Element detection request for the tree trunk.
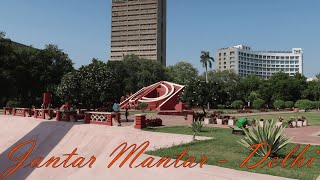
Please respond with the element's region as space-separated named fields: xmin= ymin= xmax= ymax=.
xmin=202 ymin=106 xmax=206 ymax=115
xmin=205 ymin=67 xmax=210 ymax=111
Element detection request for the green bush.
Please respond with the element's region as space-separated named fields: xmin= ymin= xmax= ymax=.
xmin=273 ymin=100 xmax=285 ymax=109
xmin=313 ymin=101 xmax=320 ymax=109
xmin=6 ymin=100 xmax=21 ymax=108
xmin=252 ymin=99 xmax=265 ymax=109
xmin=295 ymin=99 xmax=314 ymax=110
xmin=238 ymin=120 xmax=292 ymax=157
xmin=138 ymin=103 xmax=148 ymax=111
xmin=284 ymin=101 xmax=294 ymax=108
xmin=231 ymin=100 xmax=244 ymax=109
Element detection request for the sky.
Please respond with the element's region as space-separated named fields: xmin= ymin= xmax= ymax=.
xmin=1 ymin=0 xmax=320 ymax=77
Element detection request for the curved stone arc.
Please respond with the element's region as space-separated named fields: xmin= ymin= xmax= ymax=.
xmin=141 ymin=84 xmax=169 ymax=100
xmin=138 ymin=82 xmax=175 ymax=103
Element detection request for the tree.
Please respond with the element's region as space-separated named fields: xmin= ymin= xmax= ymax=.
xmin=239 ymin=74 xmax=262 ymax=103
xmin=56 ymin=59 xmax=121 ymax=109
xmin=55 ymin=71 xmax=81 ymax=104
xmin=180 ymin=78 xmax=224 ymax=114
xmin=166 ymin=62 xmax=198 ymax=85
xmin=0 ymin=31 xmax=5 ymax=39
xmin=284 ymin=101 xmax=294 ymax=108
xmin=231 ymin=100 xmax=244 ymax=109
xmin=295 ymin=99 xmax=314 ymax=111
xmin=120 ymin=54 xmax=167 ymax=93
xmin=200 ymin=51 xmax=214 ymax=83
xmin=302 ymin=81 xmax=320 ymax=101
xmin=258 ymin=72 xmax=306 ymax=104
xmin=273 ymin=100 xmax=285 ymax=109
xmin=252 ymin=99 xmax=265 ymax=109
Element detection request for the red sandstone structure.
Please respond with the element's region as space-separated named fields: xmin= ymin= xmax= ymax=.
xmin=120 ymin=81 xmax=185 ymax=112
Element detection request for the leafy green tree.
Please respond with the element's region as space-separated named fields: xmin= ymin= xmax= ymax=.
xmin=120 ymin=54 xmax=167 ymax=93
xmin=295 ymin=99 xmax=315 ymax=111
xmin=55 ymin=71 xmax=81 ymax=104
xmin=180 ymin=78 xmax=224 ymax=114
xmin=56 ymin=59 xmax=121 ymax=108
xmin=284 ymin=101 xmax=294 ymax=108
xmin=239 ymin=75 xmax=262 ymax=103
xmin=252 ymin=98 xmax=265 ymax=109
xmin=273 ymin=100 xmax=285 ymax=109
xmin=258 ymin=72 xmax=306 ymax=104
xmin=200 ymin=51 xmax=214 ymax=82
xmin=166 ymin=62 xmax=198 ymax=85
xmin=0 ymin=31 xmax=5 ymax=39
xmin=231 ymin=100 xmax=244 ymax=109
xmin=302 ymin=81 xmax=320 ymax=101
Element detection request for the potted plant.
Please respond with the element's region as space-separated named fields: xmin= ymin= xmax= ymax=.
xmin=277 ymin=116 xmax=284 ymax=126
xmin=204 ymin=114 xmax=213 ymax=124
xmin=259 ymin=118 xmax=264 ymax=127
xmin=228 ymin=116 xmax=236 ymax=126
xmin=297 ymin=116 xmax=307 ymax=127
xmin=288 ymin=117 xmax=297 ymax=128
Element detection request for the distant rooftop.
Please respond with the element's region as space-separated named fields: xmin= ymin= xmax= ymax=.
xmin=218 ymin=44 xmax=301 ymax=54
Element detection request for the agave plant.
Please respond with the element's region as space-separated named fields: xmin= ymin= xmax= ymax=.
xmin=238 ymin=119 xmax=292 ymax=157
xmin=189 ymin=121 xmax=204 ymax=141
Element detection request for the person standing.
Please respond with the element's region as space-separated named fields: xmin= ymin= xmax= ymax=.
xmin=112 ymin=101 xmax=121 ymax=126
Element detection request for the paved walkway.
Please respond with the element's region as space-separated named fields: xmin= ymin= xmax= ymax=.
xmin=0 ymin=115 xmax=291 ymax=180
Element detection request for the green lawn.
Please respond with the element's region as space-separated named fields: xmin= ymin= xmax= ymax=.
xmin=236 ymin=111 xmax=320 ymax=126
xmin=144 ymin=126 xmax=320 ymax=180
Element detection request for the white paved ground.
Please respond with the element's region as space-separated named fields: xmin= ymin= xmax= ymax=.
xmin=0 ymin=115 xmax=291 ymax=180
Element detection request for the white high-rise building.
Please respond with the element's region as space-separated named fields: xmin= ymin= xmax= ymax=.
xmin=216 ymin=45 xmax=303 ymax=78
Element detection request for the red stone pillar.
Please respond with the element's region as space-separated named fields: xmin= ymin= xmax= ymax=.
xmin=65 ymin=112 xmax=70 ymax=122
xmin=106 ymin=113 xmax=113 ymax=126
xmin=56 ymin=111 xmax=61 ymax=121
xmin=134 ymin=114 xmax=146 ymax=129
xmin=34 ymin=109 xmax=38 ymax=118
xmin=84 ymin=113 xmax=91 ymax=124
xmin=41 ymin=110 xmax=45 ymax=119
xmin=23 ymin=109 xmax=26 ymax=117
xmin=3 ymin=108 xmax=6 ymax=115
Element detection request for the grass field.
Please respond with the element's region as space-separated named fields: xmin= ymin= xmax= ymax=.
xmin=145 ymin=126 xmax=320 ymax=180
xmin=235 ymin=111 xmax=320 ymax=126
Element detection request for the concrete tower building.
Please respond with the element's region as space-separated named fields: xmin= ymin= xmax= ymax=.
xmin=110 ymin=0 xmax=166 ymax=66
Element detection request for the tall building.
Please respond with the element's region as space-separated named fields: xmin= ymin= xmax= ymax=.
xmin=110 ymin=0 xmax=166 ymax=66
xmin=216 ymin=45 xmax=303 ymax=78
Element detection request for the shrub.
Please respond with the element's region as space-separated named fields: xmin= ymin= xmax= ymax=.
xmin=273 ymin=100 xmax=285 ymax=109
xmin=284 ymin=101 xmax=294 ymax=108
xmin=313 ymin=101 xmax=320 ymax=109
xmin=138 ymin=103 xmax=148 ymax=111
xmin=145 ymin=118 xmax=162 ymax=127
xmin=295 ymin=99 xmax=314 ymax=110
xmin=231 ymin=100 xmax=244 ymax=109
xmin=238 ymin=120 xmax=292 ymax=157
xmin=252 ymin=99 xmax=265 ymax=109
xmin=6 ymin=100 xmax=21 ymax=108
xmin=189 ymin=121 xmax=204 ymax=141
xmin=217 ymin=104 xmax=225 ymax=109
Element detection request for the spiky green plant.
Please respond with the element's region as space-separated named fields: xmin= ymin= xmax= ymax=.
xmin=238 ymin=119 xmax=292 ymax=157
xmin=189 ymin=121 xmax=204 ymax=141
